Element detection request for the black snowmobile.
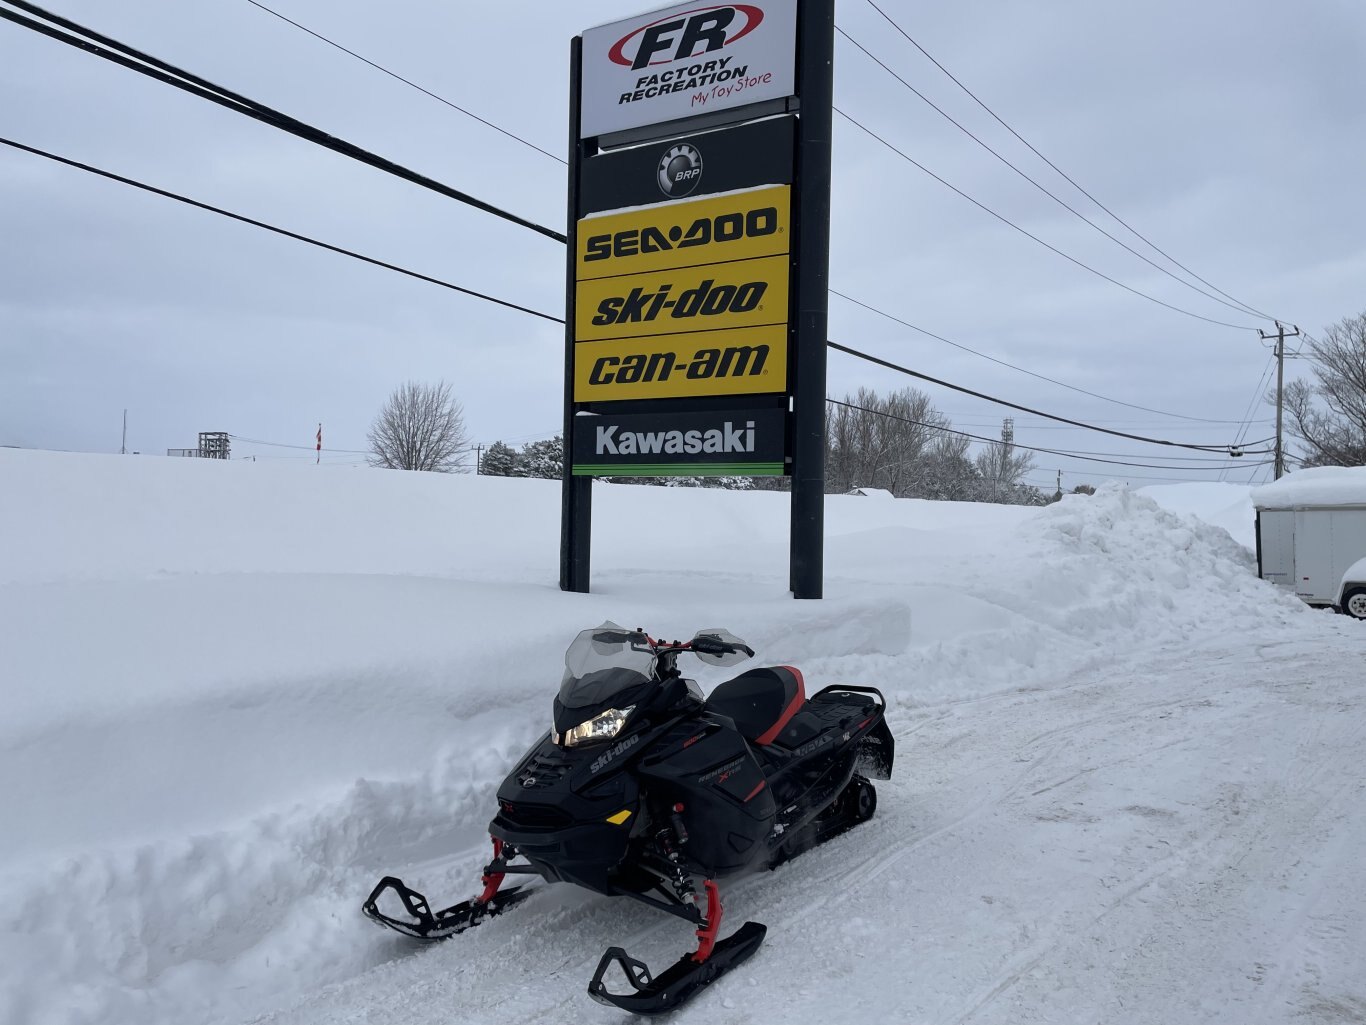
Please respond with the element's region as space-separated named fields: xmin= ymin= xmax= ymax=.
xmin=363 ymin=623 xmax=894 ymax=1014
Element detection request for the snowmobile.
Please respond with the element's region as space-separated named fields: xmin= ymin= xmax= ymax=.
xmin=362 ymin=623 xmax=894 ymax=1014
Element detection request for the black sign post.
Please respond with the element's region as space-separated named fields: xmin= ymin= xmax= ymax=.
xmin=561 ymin=0 xmax=832 ymax=598
xmin=561 ymin=36 xmax=591 ymax=593
xmin=789 ymin=0 xmax=833 ymax=599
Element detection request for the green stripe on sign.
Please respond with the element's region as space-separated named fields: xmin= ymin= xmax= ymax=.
xmin=572 ymin=463 xmax=786 ymax=477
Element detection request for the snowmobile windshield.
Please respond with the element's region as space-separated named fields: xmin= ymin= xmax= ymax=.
xmin=559 ymin=623 xmax=657 ymax=710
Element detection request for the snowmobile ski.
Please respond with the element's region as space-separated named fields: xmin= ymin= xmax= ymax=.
xmin=361 ymin=875 xmax=533 ymax=940
xmin=588 ymin=921 xmax=767 ymax=1014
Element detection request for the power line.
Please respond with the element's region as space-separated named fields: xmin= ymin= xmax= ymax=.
xmin=827 ymin=398 xmax=1266 ymax=470
xmin=831 ymin=288 xmax=1249 ymax=423
xmin=0 ymin=0 xmax=566 ymax=242
xmin=1055 ymin=464 xmax=1273 ymax=484
xmin=1220 ymin=354 xmax=1277 ymax=481
xmin=827 ymin=340 xmax=1245 ymax=453
xmin=945 ymin=416 xmax=1272 ymax=430
xmin=228 ymin=433 xmax=370 ymax=454
xmin=242 ymin=0 xmax=565 ymax=166
xmin=861 ymin=0 xmax=1283 ymax=324
xmin=0 ymin=136 xmax=564 ymax=324
xmin=835 ymin=27 xmax=1270 ymax=324
xmin=832 ymin=106 xmax=1257 ymax=332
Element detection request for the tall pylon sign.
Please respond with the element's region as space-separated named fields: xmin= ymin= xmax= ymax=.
xmin=561 ymin=0 xmax=833 ymax=598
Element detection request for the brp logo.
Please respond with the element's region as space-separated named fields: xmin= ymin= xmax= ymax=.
xmin=658 ymin=143 xmax=703 ymax=197
xmin=609 ymin=5 xmax=765 ymax=70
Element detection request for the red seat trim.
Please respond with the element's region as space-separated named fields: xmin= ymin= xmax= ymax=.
xmin=754 ymin=666 xmax=805 ymax=746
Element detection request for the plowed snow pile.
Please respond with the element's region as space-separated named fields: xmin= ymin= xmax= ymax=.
xmin=1 ymin=449 xmax=1361 ymax=1025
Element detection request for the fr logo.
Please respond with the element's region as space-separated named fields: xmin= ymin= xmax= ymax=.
xmin=658 ymin=143 xmax=703 ymax=197
xmin=609 ymin=5 xmax=765 ymax=70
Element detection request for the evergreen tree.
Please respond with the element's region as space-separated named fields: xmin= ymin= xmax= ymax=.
xmin=518 ymin=436 xmax=564 ymax=479
xmin=480 ymin=441 xmax=517 ymax=476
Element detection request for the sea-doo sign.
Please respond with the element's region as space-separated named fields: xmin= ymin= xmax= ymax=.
xmin=580 ymin=1 xmax=797 ymax=138
xmin=577 ymin=185 xmax=790 ymax=279
xmin=572 ymin=407 xmax=786 ymax=476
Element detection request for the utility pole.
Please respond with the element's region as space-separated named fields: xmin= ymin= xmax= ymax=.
xmin=121 ymin=409 xmax=127 ymax=454
xmin=475 ymin=444 xmax=483 ymax=475
xmin=1259 ymin=321 xmax=1301 ymax=480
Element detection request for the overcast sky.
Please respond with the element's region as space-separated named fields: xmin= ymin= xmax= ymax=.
xmin=2 ymin=0 xmax=1363 ymax=487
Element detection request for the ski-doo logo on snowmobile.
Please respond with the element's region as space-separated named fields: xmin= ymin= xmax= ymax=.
xmin=794 ymin=733 xmax=836 ymax=758
xmin=657 ymin=143 xmax=702 ymax=197
xmin=590 ymin=733 xmax=640 ymax=774
xmin=698 ymin=757 xmax=745 ymax=784
xmin=609 ymin=7 xmax=764 ymax=70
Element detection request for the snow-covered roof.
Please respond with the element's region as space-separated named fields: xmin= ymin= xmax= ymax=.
xmin=846 ymin=487 xmax=895 ymax=499
xmin=1250 ymin=466 xmax=1366 ymax=509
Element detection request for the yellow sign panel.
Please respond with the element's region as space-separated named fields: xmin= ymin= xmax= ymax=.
xmin=577 ymin=185 xmax=791 ymax=281
xmin=574 ymin=325 xmax=788 ymax=402
xmin=575 ymin=254 xmax=789 ymax=343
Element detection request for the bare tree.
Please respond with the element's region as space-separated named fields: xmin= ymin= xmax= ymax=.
xmin=825 ymin=387 xmax=948 ymax=495
xmin=909 ymin=432 xmax=980 ymax=501
xmin=1281 ymin=311 xmax=1366 ymax=467
xmin=367 ymin=380 xmax=469 ymax=472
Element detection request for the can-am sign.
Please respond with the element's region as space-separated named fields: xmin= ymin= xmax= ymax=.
xmin=580 ymin=1 xmax=796 ymax=138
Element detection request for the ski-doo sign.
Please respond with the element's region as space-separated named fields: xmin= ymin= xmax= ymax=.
xmin=580 ymin=1 xmax=796 ymax=138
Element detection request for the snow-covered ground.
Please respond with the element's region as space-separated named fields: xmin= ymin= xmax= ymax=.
xmin=1 ymin=449 xmax=1362 ymax=1025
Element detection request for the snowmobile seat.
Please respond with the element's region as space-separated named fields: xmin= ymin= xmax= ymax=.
xmin=705 ymin=666 xmax=806 ymax=746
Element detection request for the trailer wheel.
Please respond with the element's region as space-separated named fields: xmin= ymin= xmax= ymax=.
xmin=1342 ymin=588 xmax=1366 ymax=620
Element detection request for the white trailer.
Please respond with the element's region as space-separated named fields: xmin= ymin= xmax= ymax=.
xmin=1252 ymin=466 xmax=1366 ymax=619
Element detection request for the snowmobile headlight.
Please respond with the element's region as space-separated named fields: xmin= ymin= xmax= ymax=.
xmin=563 ymin=706 xmax=635 ymax=747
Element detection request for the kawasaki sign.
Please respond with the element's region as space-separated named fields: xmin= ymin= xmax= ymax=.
xmin=580 ymin=2 xmax=797 ymax=138
xmin=572 ymin=408 xmax=786 ymax=476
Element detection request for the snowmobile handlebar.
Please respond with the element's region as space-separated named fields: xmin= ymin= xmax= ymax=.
xmin=687 ymin=635 xmax=747 ymax=657
xmin=641 ymin=631 xmax=755 ymax=661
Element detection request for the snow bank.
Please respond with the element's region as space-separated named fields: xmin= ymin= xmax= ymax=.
xmin=1138 ymin=480 xmax=1255 ymax=548
xmin=1020 ymin=485 xmax=1298 ymax=641
xmin=0 ymin=449 xmax=1348 ymax=1025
